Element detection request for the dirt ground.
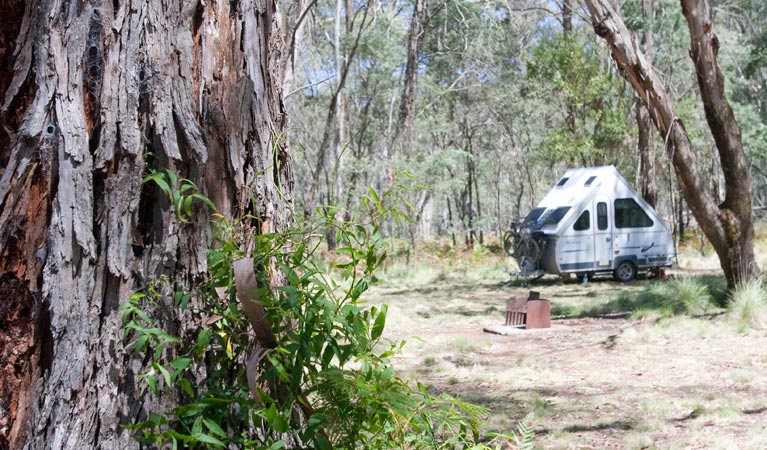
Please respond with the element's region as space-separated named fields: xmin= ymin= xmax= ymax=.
xmin=372 ymin=268 xmax=767 ymax=449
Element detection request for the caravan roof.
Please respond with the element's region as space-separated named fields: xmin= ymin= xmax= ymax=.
xmin=526 ymin=165 xmax=662 ymax=235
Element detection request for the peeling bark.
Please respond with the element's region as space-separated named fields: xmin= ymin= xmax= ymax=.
xmin=0 ymin=1 xmax=291 ymax=448
xmin=583 ymin=0 xmax=758 ymax=288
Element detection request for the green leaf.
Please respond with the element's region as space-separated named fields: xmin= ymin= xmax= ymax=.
xmin=182 ymin=195 xmax=193 ymax=217
xmin=135 ymin=334 xmax=150 ymax=353
xmin=203 ymin=418 xmax=227 ymax=439
xmin=368 ymin=186 xmax=379 ymax=204
xmin=174 ymin=403 xmax=207 ymax=417
xmin=176 ymin=378 xmax=195 ymax=397
xmin=145 ymin=372 xmax=157 ymax=395
xmin=143 ymin=173 xmax=171 ymax=197
xmin=154 ymin=362 xmax=172 ymax=386
xmin=169 ymin=357 xmax=192 ymax=371
xmin=172 ymin=190 xmax=182 ymax=213
xmin=371 ymin=305 xmax=387 ymax=341
xmin=178 ymin=182 xmax=194 ymax=194
xmin=192 ymin=193 xmax=217 ymax=211
xmin=164 ymin=168 xmax=177 ymax=187
xmin=194 ymin=329 xmax=212 ymax=357
xmin=265 ymin=404 xmax=289 ymax=433
xmin=350 ymin=278 xmax=369 ymax=300
xmin=196 ymin=433 xmax=225 ymax=447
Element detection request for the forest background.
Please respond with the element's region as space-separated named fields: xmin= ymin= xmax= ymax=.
xmin=285 ymin=0 xmax=767 ymax=251
xmin=2 ymin=0 xmax=767 ymax=448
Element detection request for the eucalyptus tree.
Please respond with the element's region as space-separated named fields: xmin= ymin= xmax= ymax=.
xmin=287 ymin=0 xmax=410 ymax=222
xmin=584 ymin=0 xmax=760 ymax=287
xmin=0 ymin=1 xmax=291 ymax=448
xmin=525 ymin=33 xmax=632 ymax=168
xmin=302 ymin=0 xmax=372 ymax=226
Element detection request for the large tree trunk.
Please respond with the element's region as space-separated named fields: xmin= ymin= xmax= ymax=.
xmin=583 ymin=0 xmax=759 ymax=288
xmin=0 ymin=1 xmax=291 ymax=449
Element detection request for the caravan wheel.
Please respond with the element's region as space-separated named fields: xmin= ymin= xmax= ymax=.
xmin=613 ymin=261 xmax=636 ymax=282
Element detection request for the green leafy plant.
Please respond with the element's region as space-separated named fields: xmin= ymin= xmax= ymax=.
xmin=512 ymin=412 xmax=535 ymax=450
xmin=121 ymin=182 xmax=529 ymax=449
xmin=143 ymin=168 xmax=216 ymax=223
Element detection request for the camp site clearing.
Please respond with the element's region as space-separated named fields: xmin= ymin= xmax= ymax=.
xmin=372 ymin=243 xmax=767 ymax=449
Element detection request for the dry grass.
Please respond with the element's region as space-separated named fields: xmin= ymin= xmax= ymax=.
xmin=369 ymin=241 xmax=767 ymax=449
xmin=729 ymin=278 xmax=767 ymax=331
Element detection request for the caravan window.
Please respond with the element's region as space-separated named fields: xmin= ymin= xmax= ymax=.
xmin=524 ymin=207 xmax=546 ymax=224
xmin=556 ymin=177 xmax=569 ymax=187
xmin=597 ymin=202 xmax=608 ymax=230
xmin=614 ymin=198 xmax=653 ymax=228
xmin=573 ymin=210 xmax=590 ymax=231
xmin=584 ymin=176 xmax=597 ymax=186
xmin=542 ymin=206 xmax=571 ymax=226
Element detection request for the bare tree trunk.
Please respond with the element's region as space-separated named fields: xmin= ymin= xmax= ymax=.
xmin=636 ymin=0 xmax=658 ymax=208
xmin=389 ymin=0 xmax=425 ymax=160
xmin=583 ymin=0 xmax=759 ymax=288
xmin=464 ymin=153 xmax=475 ymax=247
xmin=304 ymin=6 xmax=368 ymax=216
xmin=636 ymin=100 xmax=658 ymax=207
xmin=325 ymin=0 xmax=347 ymax=251
xmin=0 ymin=1 xmax=291 ymax=449
xmin=446 ymin=196 xmax=456 ymax=247
xmin=282 ymin=0 xmax=317 ymax=94
xmin=472 ymin=150 xmax=483 ymax=245
xmin=561 ymin=0 xmax=573 ymax=35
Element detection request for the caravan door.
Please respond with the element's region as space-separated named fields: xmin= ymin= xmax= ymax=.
xmin=593 ymin=195 xmax=613 ymax=270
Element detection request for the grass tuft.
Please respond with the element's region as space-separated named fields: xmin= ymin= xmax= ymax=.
xmin=729 ymin=278 xmax=767 ymax=331
xmin=573 ymin=276 xmax=720 ymax=318
xmin=661 ymin=276 xmax=713 ymax=315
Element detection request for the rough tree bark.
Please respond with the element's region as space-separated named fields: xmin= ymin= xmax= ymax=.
xmin=583 ymin=0 xmax=758 ymax=288
xmin=0 ymin=1 xmax=291 ymax=449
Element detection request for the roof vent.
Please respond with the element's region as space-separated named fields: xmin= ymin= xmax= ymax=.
xmin=584 ymin=176 xmax=597 ymax=186
xmin=556 ymin=177 xmax=569 ymax=187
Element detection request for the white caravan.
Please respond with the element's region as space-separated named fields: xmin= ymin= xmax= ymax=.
xmin=507 ymin=166 xmax=674 ymax=282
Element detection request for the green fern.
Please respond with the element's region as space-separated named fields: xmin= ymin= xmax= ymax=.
xmin=513 ymin=412 xmax=535 ymax=450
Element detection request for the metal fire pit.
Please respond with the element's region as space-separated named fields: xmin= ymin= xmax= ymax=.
xmin=505 ymin=291 xmax=551 ymax=329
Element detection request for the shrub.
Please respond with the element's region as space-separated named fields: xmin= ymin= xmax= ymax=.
xmin=123 ymin=176 xmax=525 ymax=449
xmin=729 ymin=278 xmax=767 ymax=331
